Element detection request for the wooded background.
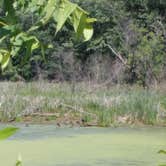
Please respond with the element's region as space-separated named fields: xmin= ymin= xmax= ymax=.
xmin=0 ymin=0 xmax=166 ymax=87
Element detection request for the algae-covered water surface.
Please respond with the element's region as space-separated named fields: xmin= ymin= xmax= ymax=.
xmin=0 ymin=125 xmax=166 ymax=166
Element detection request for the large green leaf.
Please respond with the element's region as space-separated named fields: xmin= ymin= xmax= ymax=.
xmin=69 ymin=7 xmax=84 ymax=33
xmin=40 ymin=0 xmax=57 ymax=25
xmin=0 ymin=127 xmax=19 ymax=140
xmin=69 ymin=6 xmax=96 ymax=41
xmin=54 ymin=0 xmax=77 ymax=33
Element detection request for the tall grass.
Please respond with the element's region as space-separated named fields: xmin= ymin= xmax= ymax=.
xmin=0 ymin=82 xmax=165 ymax=126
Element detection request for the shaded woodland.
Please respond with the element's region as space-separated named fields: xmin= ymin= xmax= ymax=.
xmin=0 ymin=0 xmax=165 ymax=87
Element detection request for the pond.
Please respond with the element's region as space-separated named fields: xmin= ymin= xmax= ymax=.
xmin=0 ymin=125 xmax=166 ymax=166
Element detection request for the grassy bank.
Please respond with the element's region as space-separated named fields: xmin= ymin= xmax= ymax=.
xmin=0 ymin=82 xmax=166 ymax=127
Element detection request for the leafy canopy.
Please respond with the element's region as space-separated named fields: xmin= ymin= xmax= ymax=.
xmin=0 ymin=0 xmax=96 ymax=70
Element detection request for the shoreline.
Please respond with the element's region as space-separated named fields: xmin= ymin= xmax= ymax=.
xmin=0 ymin=82 xmax=166 ymax=127
xmin=0 ymin=121 xmax=166 ymax=128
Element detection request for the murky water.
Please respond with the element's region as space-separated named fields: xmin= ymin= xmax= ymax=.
xmin=0 ymin=125 xmax=166 ymax=166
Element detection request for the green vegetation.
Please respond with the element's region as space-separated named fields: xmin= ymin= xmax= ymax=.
xmin=0 ymin=82 xmax=165 ymax=126
xmin=159 ymin=150 xmax=166 ymax=155
xmin=15 ymin=155 xmax=22 ymax=166
xmin=0 ymin=127 xmax=21 ymax=166
xmin=0 ymin=0 xmax=166 ymax=126
xmin=0 ymin=0 xmax=95 ymax=71
xmin=0 ymin=1 xmax=165 ymax=166
xmin=158 ymin=150 xmax=166 ymax=166
xmin=0 ymin=0 xmax=165 ymax=87
xmin=0 ymin=127 xmax=165 ymax=166
xmin=0 ymin=127 xmax=18 ymax=140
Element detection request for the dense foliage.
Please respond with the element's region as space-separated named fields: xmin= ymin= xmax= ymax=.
xmin=0 ymin=0 xmax=95 ymax=76
xmin=0 ymin=0 xmax=166 ymax=86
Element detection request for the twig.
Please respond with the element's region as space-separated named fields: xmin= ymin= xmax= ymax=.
xmin=105 ymin=43 xmax=129 ymax=68
xmin=30 ymin=113 xmax=60 ymax=117
xmin=59 ymin=103 xmax=97 ymax=120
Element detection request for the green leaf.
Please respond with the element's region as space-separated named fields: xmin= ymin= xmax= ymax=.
xmin=10 ymin=33 xmax=40 ymax=59
xmin=69 ymin=7 xmax=83 ymax=33
xmin=0 ymin=52 xmax=3 ymax=62
xmin=0 ymin=18 xmax=7 ymax=27
xmin=0 ymin=127 xmax=19 ymax=140
xmin=40 ymin=0 xmax=56 ymax=25
xmin=54 ymin=0 xmax=77 ymax=34
xmin=0 ymin=26 xmax=10 ymax=39
xmin=0 ymin=24 xmax=21 ymax=41
xmin=158 ymin=150 xmax=166 ymax=155
xmin=17 ymin=33 xmax=40 ymax=65
xmin=15 ymin=154 xmax=22 ymax=166
xmin=0 ymin=49 xmax=11 ymax=70
xmin=16 ymin=160 xmax=22 ymax=166
xmin=83 ymin=23 xmax=94 ymax=41
xmin=3 ymin=0 xmax=17 ymax=24
xmin=86 ymin=18 xmax=97 ymax=23
xmin=69 ymin=7 xmax=96 ymax=41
